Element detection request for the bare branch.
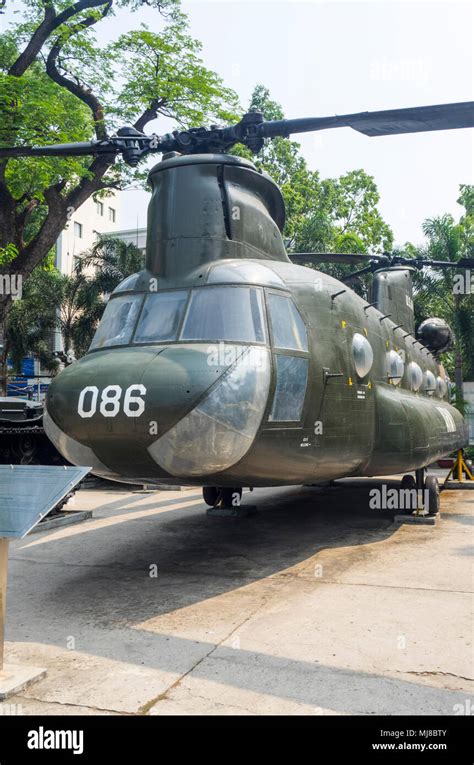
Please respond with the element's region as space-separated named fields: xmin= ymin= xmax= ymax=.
xmin=46 ymin=37 xmax=107 ymax=140
xmin=134 ymin=98 xmax=166 ymax=132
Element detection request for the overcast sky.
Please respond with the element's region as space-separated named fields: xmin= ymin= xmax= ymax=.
xmin=5 ymin=1 xmax=474 ymax=246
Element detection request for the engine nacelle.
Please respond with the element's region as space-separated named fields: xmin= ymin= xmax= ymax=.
xmin=416 ymin=318 xmax=454 ymax=353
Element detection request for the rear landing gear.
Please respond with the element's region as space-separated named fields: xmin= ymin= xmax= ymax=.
xmin=400 ymin=470 xmax=440 ymax=516
xmin=425 ymin=474 xmax=440 ymax=516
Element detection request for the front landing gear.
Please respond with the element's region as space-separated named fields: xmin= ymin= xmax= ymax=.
xmin=203 ymin=487 xmax=256 ymax=517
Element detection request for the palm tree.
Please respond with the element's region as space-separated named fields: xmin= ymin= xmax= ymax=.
xmin=59 ymin=236 xmax=145 ymax=358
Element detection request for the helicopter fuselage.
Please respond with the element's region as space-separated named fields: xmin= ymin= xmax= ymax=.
xmin=44 ymin=153 xmax=467 ymax=487
xmin=44 ymin=258 xmax=467 ymax=487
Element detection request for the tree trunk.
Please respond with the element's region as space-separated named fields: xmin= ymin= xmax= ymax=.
xmin=0 ymin=295 xmax=12 ymax=396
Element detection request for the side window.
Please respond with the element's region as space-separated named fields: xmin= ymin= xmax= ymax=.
xmin=269 ymin=356 xmax=309 ymax=422
xmin=90 ymin=295 xmax=142 ymax=350
xmin=267 ymin=293 xmax=308 ymax=351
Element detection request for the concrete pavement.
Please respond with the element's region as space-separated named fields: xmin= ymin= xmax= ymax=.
xmin=2 ymin=478 xmax=473 ymax=715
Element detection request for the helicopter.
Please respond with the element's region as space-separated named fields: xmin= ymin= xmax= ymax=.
xmin=1 ymin=101 xmax=473 ymax=514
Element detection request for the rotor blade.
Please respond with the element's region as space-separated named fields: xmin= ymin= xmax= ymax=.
xmin=413 ymin=258 xmax=474 ymax=269
xmin=0 ymin=140 xmax=117 ymax=159
xmin=290 ymin=252 xmax=388 ymax=266
xmin=451 ymin=257 xmax=474 ymax=269
xmin=261 ymin=102 xmax=474 ymax=139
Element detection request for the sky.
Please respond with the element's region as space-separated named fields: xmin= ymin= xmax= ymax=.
xmin=5 ymin=0 xmax=474 ymax=246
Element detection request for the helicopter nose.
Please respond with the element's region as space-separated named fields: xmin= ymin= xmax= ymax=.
xmin=45 ymin=344 xmax=271 ymax=479
xmin=147 ymin=345 xmax=271 ymax=476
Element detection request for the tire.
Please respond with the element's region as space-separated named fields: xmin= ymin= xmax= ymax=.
xmin=203 ymin=486 xmax=219 ymax=507
xmin=425 ymin=475 xmax=440 ymax=516
xmin=400 ymin=474 xmax=416 ymax=513
xmin=400 ymin=474 xmax=416 ymax=491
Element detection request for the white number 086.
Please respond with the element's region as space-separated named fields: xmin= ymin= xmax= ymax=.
xmin=78 ymin=385 xmax=146 ymax=418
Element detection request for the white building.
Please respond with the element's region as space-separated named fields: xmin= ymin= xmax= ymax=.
xmin=51 ymin=193 xmax=121 ymax=357
xmin=56 ymin=194 xmax=121 ymax=276
xmin=112 ymin=226 xmax=147 ymax=259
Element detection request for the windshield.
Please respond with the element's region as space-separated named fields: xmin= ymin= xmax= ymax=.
xmin=134 ymin=291 xmax=188 ymax=344
xmin=90 ymin=285 xmax=268 ymax=350
xmin=90 ymin=294 xmax=142 ymax=350
xmin=180 ymin=286 xmax=266 ymax=343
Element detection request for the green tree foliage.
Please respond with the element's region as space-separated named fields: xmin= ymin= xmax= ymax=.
xmin=4 ymin=267 xmax=63 ymax=374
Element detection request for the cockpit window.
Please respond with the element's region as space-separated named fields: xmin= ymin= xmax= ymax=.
xmin=180 ymin=286 xmax=266 ymax=343
xmin=134 ymin=291 xmax=188 ymax=344
xmin=90 ymin=294 xmax=142 ymax=350
xmin=267 ymin=293 xmax=308 ymax=351
xmin=269 ymin=355 xmax=308 ymax=421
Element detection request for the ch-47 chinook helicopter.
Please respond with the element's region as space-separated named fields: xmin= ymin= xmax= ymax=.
xmin=2 ymin=102 xmax=473 ymax=514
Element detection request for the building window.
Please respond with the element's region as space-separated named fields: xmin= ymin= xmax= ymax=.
xmin=74 ymin=221 xmax=83 ymax=238
xmin=108 ymin=207 xmax=116 ymax=223
xmin=96 ymin=201 xmax=104 ymax=216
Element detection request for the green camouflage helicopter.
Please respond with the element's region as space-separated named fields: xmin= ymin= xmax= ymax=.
xmin=2 ymin=102 xmax=473 ymax=513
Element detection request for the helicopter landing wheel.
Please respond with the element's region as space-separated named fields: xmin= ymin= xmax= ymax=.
xmin=400 ymin=474 xmax=416 ymax=513
xmin=202 ymin=487 xmax=219 ymax=507
xmin=400 ymin=474 xmax=416 ymax=491
xmin=425 ymin=475 xmax=440 ymax=516
xmin=202 ymin=487 xmax=243 ymax=508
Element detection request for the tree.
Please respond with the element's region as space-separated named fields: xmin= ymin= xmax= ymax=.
xmin=0 ymin=0 xmax=239 ymax=387
xmin=409 ymin=198 xmax=474 ymax=397
xmin=4 ymin=266 xmax=62 ymax=377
